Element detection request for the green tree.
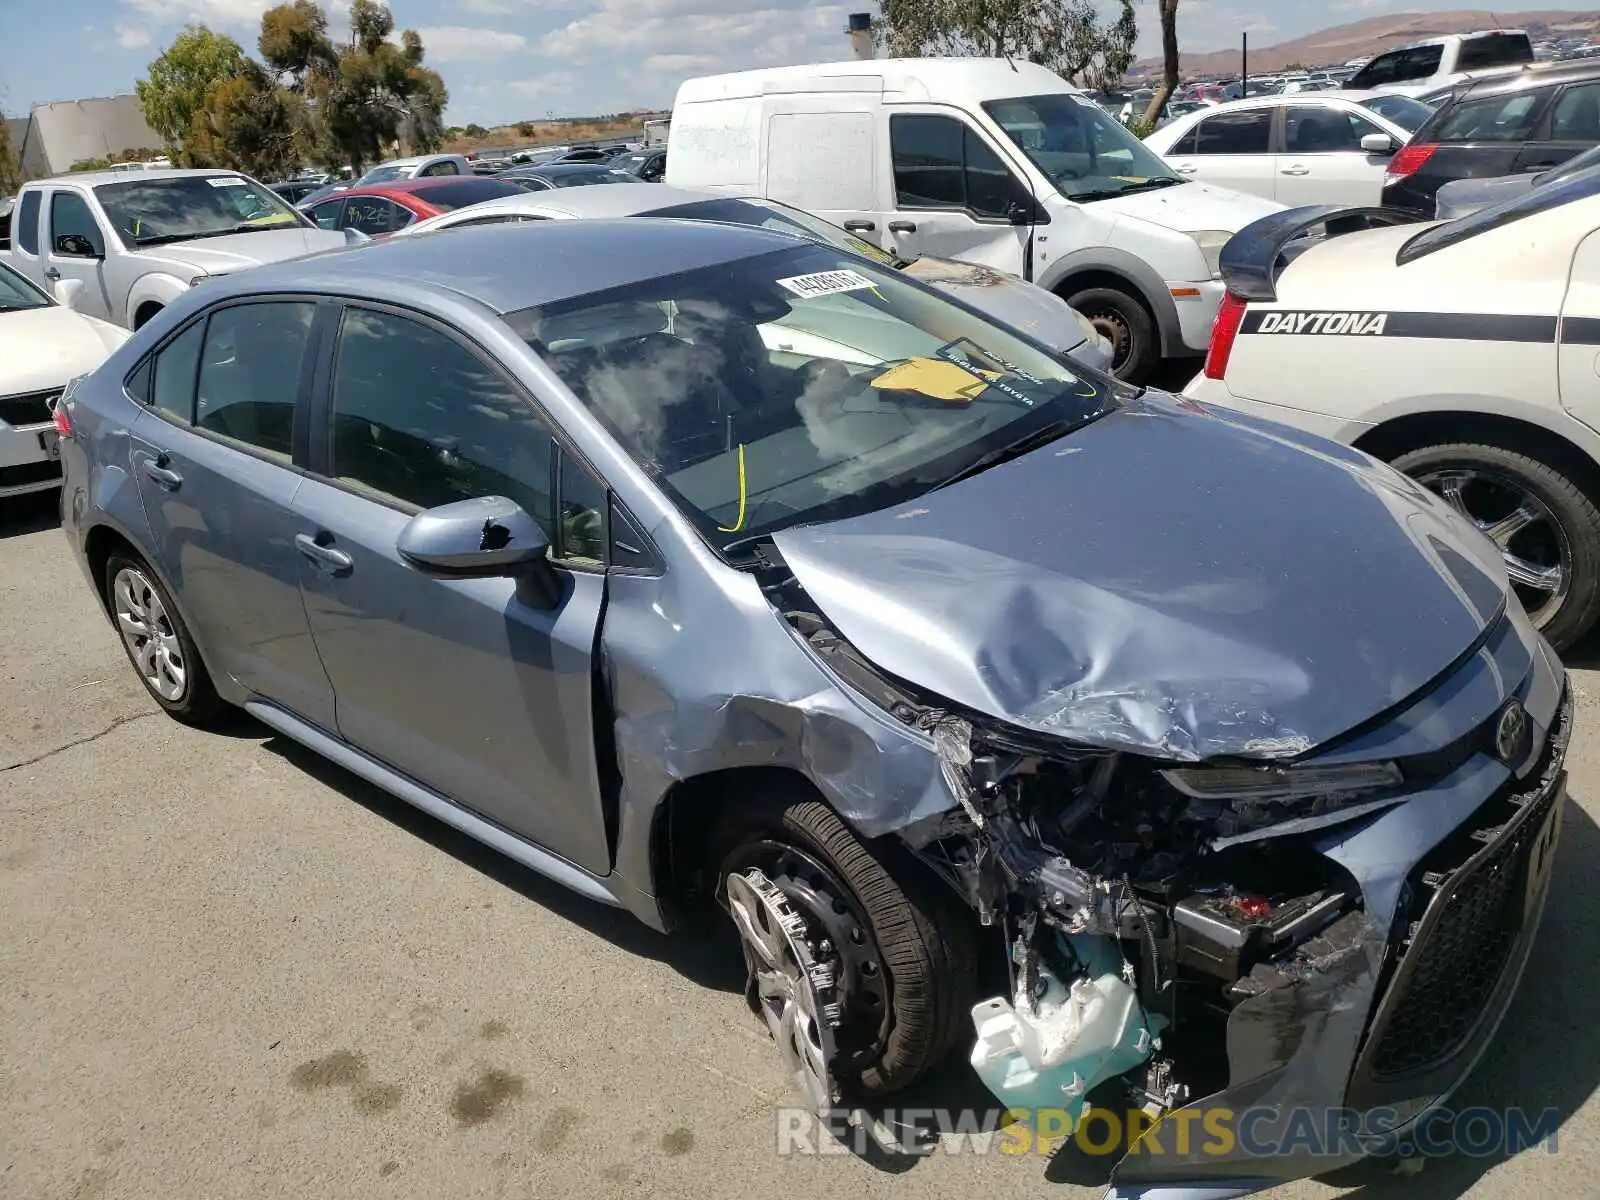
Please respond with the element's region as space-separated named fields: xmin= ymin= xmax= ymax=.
xmin=876 ymin=0 xmax=1137 ymax=88
xmin=136 ymin=26 xmax=250 ymax=152
xmin=259 ymin=0 xmax=337 ymax=90
xmin=187 ymin=61 xmax=303 ymax=180
xmin=0 ymin=117 xmax=20 ymax=191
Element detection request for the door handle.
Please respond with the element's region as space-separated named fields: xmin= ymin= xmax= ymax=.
xmin=295 ymin=532 xmax=354 ymax=573
xmin=1280 ymin=166 xmax=1311 ymax=176
xmin=842 ymin=218 xmax=876 ymax=233
xmin=43 ymin=267 xmax=60 ymax=281
xmin=1174 ymin=164 xmax=1198 ymax=174
xmin=887 ymin=219 xmax=917 ymax=233
xmin=140 ymin=454 xmax=182 ymax=490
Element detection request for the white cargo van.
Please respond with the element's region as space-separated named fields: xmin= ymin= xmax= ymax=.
xmin=666 ymin=58 xmax=1282 ymax=381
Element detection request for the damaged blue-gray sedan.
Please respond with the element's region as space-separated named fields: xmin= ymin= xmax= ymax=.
xmin=56 ymin=219 xmax=1569 ymax=1199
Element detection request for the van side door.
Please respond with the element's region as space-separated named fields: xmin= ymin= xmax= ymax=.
xmin=759 ymin=103 xmax=883 ymax=245
xmin=879 ymin=110 xmax=1038 ymax=278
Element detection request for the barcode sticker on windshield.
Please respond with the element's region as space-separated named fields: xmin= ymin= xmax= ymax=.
xmin=206 ymin=176 xmax=246 ymax=187
xmin=776 ymin=269 xmax=875 ymax=299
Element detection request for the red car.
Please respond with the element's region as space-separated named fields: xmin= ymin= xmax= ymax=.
xmin=302 ymin=176 xmax=529 ymax=238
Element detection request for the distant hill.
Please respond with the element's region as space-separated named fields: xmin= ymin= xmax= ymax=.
xmin=1131 ymin=8 xmax=1600 ymax=76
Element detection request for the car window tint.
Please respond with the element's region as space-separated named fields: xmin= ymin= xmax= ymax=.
xmin=607 ymin=496 xmax=655 ymax=568
xmin=1285 ymin=106 xmax=1383 ymax=153
xmin=15 ymin=190 xmax=40 ymax=255
xmin=308 ymin=200 xmax=343 ymax=229
xmin=1193 ymin=110 xmax=1272 ymax=154
xmin=1458 ymin=33 xmax=1532 ymax=71
xmin=50 ymin=191 xmax=104 ymax=256
xmin=329 ymin=308 xmax=555 ymax=531
xmin=1168 ymin=123 xmax=1201 ymax=154
xmin=421 ymin=161 xmax=458 ymax=176
xmin=891 ymin=114 xmax=965 ymax=207
xmin=344 ymin=198 xmax=397 ymax=235
xmin=962 ymin=126 xmax=1024 ymax=218
xmin=1435 ymin=91 xmax=1543 ymax=141
xmin=1551 ymin=82 xmax=1600 ymax=141
xmin=195 ymin=302 xmax=315 ymax=459
xmin=150 ymin=320 xmax=205 ymax=424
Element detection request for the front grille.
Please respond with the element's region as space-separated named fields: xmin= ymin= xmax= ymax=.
xmin=1366 ymin=685 xmax=1571 ymax=1081
xmin=0 ymin=390 xmax=58 ymax=428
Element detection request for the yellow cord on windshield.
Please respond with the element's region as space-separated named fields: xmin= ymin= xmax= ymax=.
xmin=717 ymin=443 xmax=748 ymax=533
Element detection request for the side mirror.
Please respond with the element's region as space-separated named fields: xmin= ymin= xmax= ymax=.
xmin=397 ymin=496 xmax=559 ymax=599
xmin=1006 ymin=200 xmax=1036 ymax=226
xmin=54 ymin=278 xmax=85 ymax=309
xmin=1361 ymin=132 xmax=1397 ymax=155
xmin=55 ymin=232 xmax=102 ymax=258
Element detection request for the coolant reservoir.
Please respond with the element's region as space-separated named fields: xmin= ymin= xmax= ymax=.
xmin=970 ymin=934 xmax=1161 ymax=1122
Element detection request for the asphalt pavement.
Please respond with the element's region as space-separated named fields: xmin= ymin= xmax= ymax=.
xmin=3 ymin=487 xmax=1598 ymax=1200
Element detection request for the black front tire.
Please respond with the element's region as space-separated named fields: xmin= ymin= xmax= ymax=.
xmin=1066 ymin=285 xmax=1159 ymax=384
xmin=715 ymin=782 xmax=978 ymax=1097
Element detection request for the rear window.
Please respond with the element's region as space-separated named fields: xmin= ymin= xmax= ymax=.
xmin=1458 ymin=32 xmax=1534 ymax=71
xmin=1399 ymin=161 xmax=1600 ymax=264
xmin=1432 ymin=89 xmax=1544 ymax=141
xmin=1349 ymin=44 xmax=1445 ymax=89
xmin=413 ymin=178 xmax=527 ymax=210
xmin=1360 ymin=94 xmax=1437 ymax=133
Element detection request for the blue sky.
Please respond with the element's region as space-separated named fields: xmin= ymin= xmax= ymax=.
xmin=0 ymin=0 xmax=1584 ymax=126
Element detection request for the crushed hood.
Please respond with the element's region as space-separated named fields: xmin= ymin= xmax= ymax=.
xmin=137 ymin=227 xmax=351 ymax=275
xmin=772 ymin=394 xmax=1509 ymax=761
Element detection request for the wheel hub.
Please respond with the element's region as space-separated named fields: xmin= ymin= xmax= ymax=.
xmin=112 ymin=566 xmax=187 ymax=702
xmin=725 ymin=868 xmax=842 ymax=1113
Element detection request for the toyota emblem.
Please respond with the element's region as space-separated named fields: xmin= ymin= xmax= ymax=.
xmin=1495 ymin=700 xmax=1528 ymax=763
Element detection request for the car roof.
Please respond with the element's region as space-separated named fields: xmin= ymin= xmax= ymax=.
xmin=517 ymin=163 xmax=632 ymax=178
xmin=436 ymin=183 xmax=714 ymax=221
xmin=37 ymin=167 xmax=249 ymax=188
xmin=675 ymin=57 xmax=1076 ymax=107
xmin=205 ymin=218 xmax=809 ymax=314
xmin=1458 ymin=59 xmax=1600 ymax=98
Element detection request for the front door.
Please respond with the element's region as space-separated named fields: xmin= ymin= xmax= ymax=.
xmin=127 ymin=298 xmax=337 ymax=729
xmin=292 ymin=303 xmax=612 ymax=873
xmin=880 ymin=110 xmax=1034 ymax=277
xmin=42 ymin=189 xmax=115 ymax=321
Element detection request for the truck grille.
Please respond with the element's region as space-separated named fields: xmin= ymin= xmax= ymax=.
xmin=1365 ymin=686 xmax=1570 ymax=1081
xmin=0 ymin=390 xmax=58 ymax=428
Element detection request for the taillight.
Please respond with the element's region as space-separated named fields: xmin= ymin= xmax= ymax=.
xmin=1204 ymin=292 xmax=1248 ymax=380
xmin=51 ymin=397 xmax=72 ymax=437
xmin=1385 ymin=143 xmax=1437 ymax=184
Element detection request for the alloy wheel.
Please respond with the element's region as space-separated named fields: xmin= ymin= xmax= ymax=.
xmin=112 ymin=566 xmax=187 ymax=702
xmin=1415 ymin=466 xmax=1571 ymax=630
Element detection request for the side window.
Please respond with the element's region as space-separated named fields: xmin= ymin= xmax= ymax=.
xmin=308 ymin=200 xmax=343 ymax=230
xmin=49 ymin=192 xmax=105 ymax=257
xmin=891 ymin=114 xmax=964 ymax=208
xmin=963 ymin=127 xmax=1025 ymax=218
xmin=16 ymin=190 xmax=40 ymax=256
xmin=608 ymin=496 xmax=656 ymax=570
xmin=1168 ymin=125 xmax=1201 ymax=155
xmin=195 ymin=302 xmax=316 ymax=459
xmin=557 ymin=452 xmax=606 ymax=566
xmin=328 ymin=307 xmax=556 ymax=534
xmin=1435 ymin=91 xmax=1544 ymax=142
xmin=389 ymin=205 xmax=416 ymax=232
xmin=1551 ymin=83 xmax=1600 ymax=141
xmin=344 ymin=198 xmax=396 ymax=236
xmin=1193 ymin=110 xmax=1272 ymax=155
xmin=1286 ymin=106 xmax=1365 ymax=153
xmin=149 ymin=320 xmax=205 ymax=423
xmin=421 ymin=161 xmax=459 ymax=176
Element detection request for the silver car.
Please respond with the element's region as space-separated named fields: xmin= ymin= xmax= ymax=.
xmin=59 ymin=221 xmax=1568 ymax=1200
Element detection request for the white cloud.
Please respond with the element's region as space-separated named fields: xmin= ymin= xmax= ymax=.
xmin=415 ymin=25 xmax=529 ymax=61
xmin=123 ymin=0 xmax=274 ymax=25
xmin=115 ymin=23 xmax=153 ymax=49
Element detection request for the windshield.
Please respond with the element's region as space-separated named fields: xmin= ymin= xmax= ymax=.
xmin=357 ymin=164 xmax=411 ymax=185
xmin=505 ymin=245 xmax=1116 ymax=552
xmin=0 ymin=260 xmax=50 ymax=311
xmin=1359 ymin=93 xmax=1436 ymax=132
xmin=981 ymin=92 xmax=1182 ymax=202
xmin=95 ymin=175 xmax=302 ymax=246
xmin=645 ymin=197 xmax=901 ymax=266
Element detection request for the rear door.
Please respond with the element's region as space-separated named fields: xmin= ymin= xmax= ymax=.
xmin=126 ymin=297 xmax=336 ymax=728
xmin=7 ymin=189 xmax=45 ymax=290
xmin=1275 ymin=103 xmax=1397 ymax=206
xmin=1161 ymin=107 xmax=1277 ymax=201
xmin=1512 ymin=78 xmax=1600 ymax=175
xmin=1400 ymin=85 xmax=1553 ymax=209
xmin=878 ymin=110 xmax=1037 ymax=277
xmin=290 ymin=303 xmax=614 ymax=873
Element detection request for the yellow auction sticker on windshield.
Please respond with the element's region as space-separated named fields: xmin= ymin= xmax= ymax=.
xmin=776 ymin=269 xmax=877 ymax=299
xmin=871 ymin=357 xmax=995 ymax=403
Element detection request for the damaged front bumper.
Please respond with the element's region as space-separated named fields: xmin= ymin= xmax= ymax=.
xmin=905 ymin=607 xmax=1571 ymax=1197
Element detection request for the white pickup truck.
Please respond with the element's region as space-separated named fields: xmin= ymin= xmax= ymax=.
xmin=0 ymin=168 xmax=361 ymax=329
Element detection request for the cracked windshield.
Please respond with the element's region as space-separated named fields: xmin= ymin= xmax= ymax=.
xmin=94 ymin=174 xmax=301 ymax=246
xmin=983 ymin=92 xmax=1184 ymax=202
xmin=507 ymin=245 xmax=1115 ymax=549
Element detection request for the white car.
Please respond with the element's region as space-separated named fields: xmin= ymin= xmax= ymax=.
xmin=1185 ymin=168 xmax=1600 ymax=649
xmin=1345 ymin=29 xmax=1535 ymax=97
xmin=396 ymin=185 xmax=1118 ymax=372
xmin=353 ymin=153 xmax=474 ymax=186
xmin=0 ymin=263 xmax=127 ymax=498
xmin=1144 ymin=92 xmax=1432 ymax=206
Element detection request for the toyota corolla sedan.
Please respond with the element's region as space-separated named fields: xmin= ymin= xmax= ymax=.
xmin=57 ymin=220 xmax=1568 ymax=1198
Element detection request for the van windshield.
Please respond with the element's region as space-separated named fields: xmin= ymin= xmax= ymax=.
xmin=981 ymin=93 xmax=1184 ymax=203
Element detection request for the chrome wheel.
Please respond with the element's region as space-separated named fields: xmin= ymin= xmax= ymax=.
xmin=1416 ymin=467 xmax=1570 ymax=628
xmin=726 ymin=868 xmax=841 ymax=1113
xmin=112 ymin=566 xmax=187 ymax=702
